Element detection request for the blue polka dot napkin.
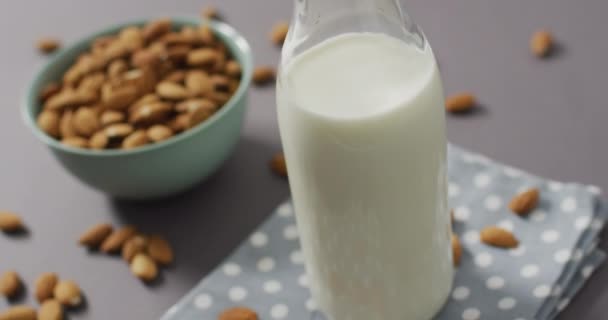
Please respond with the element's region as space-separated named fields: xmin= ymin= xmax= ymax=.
xmin=162 ymin=145 xmax=606 ymax=320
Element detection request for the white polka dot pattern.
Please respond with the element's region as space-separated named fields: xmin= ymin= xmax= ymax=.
xmin=168 ymin=147 xmax=606 ymax=320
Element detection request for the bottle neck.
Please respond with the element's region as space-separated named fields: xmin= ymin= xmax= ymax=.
xmin=285 ymin=0 xmax=424 ymax=60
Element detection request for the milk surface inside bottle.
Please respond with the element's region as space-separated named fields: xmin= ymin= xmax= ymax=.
xmin=276 ymin=1 xmax=453 ymax=319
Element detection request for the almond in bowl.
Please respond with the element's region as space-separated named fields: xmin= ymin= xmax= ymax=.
xmin=23 ymin=18 xmax=253 ymax=199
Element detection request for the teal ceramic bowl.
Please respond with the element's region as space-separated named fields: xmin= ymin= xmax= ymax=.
xmin=22 ymin=18 xmax=253 ymax=200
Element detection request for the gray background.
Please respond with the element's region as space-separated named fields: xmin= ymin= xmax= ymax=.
xmin=0 ymin=0 xmax=606 ymax=319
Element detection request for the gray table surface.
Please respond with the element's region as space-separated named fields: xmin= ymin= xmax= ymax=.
xmin=1 ymin=0 xmax=607 ymax=319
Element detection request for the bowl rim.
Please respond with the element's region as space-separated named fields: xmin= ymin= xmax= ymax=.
xmin=22 ymin=17 xmax=253 ymax=158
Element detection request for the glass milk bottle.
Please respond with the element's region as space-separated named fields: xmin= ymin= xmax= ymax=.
xmin=276 ymin=0 xmax=453 ymax=319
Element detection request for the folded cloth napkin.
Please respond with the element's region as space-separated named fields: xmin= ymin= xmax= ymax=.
xmin=162 ymin=145 xmax=606 ymax=320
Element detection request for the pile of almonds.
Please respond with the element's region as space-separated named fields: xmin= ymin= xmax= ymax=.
xmin=37 ymin=18 xmax=243 ymax=150
xmin=78 ymin=223 xmax=174 ymax=282
xmin=0 ymin=270 xmax=82 ymax=320
xmin=452 ymin=187 xmax=540 ymax=266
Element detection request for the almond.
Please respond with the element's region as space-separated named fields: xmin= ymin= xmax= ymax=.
xmin=185 ymin=71 xmax=213 ymax=97
xmin=219 ymin=307 xmax=259 ymax=320
xmin=104 ymin=123 xmax=134 ymax=141
xmin=0 ymin=305 xmax=37 ymax=320
xmin=142 ymin=18 xmax=172 ymax=43
xmin=89 ymin=131 xmax=109 ymax=150
xmin=164 ymin=70 xmax=186 ymax=83
xmin=59 ymin=109 xmax=77 ymax=138
xmin=131 ymin=49 xmax=163 ymax=69
xmin=147 ymin=235 xmax=174 ymax=266
xmin=225 ymin=60 xmax=242 ymax=78
xmin=208 ymin=91 xmax=230 ymax=105
xmin=78 ymin=72 xmax=106 ymax=94
xmin=270 ymin=22 xmax=289 ymax=45
xmin=100 ymin=225 xmax=137 ymax=253
xmin=130 ymin=254 xmax=158 ymax=282
xmin=78 ymin=223 xmax=113 ymax=248
xmin=168 ymin=114 xmax=189 ymax=133
xmin=198 ymin=25 xmax=215 ymax=45
xmin=38 ymin=300 xmax=63 ymax=320
xmin=175 ymin=99 xmax=217 ymax=114
xmin=186 ymin=104 xmax=214 ymax=128
xmin=34 ymin=272 xmax=59 ymax=303
xmin=0 ymin=212 xmax=24 ymax=232
xmin=167 ymin=45 xmax=191 ymax=63
xmin=480 ymin=226 xmax=519 ymax=248
xmin=37 ymin=110 xmax=60 ymax=138
xmin=39 ymin=83 xmax=62 ymax=102
xmin=108 ymin=59 xmax=128 ymax=79
xmin=156 ymin=81 xmax=189 ymax=100
xmin=187 ymin=48 xmax=217 ymax=67
xmin=509 ymin=188 xmax=539 ymax=216
xmin=129 ymin=93 xmax=160 ymax=114
xmin=53 ymin=280 xmax=82 ymax=307
xmin=102 ymin=85 xmax=139 ymax=110
xmin=446 ymin=93 xmax=476 ymax=113
xmin=122 ymin=130 xmax=149 ymax=149
xmin=531 ymin=30 xmax=553 ymax=58
xmin=147 ymin=125 xmax=174 ymax=143
xmin=122 ymin=235 xmax=148 ymax=263
xmin=252 ymin=66 xmax=275 ymax=85
xmin=100 ymin=110 xmax=125 ymax=127
xmin=37 ymin=37 xmax=60 ymax=54
xmin=201 ymin=5 xmax=219 ymax=19
xmin=211 ymin=75 xmax=230 ymax=91
xmin=73 ymin=107 xmax=100 ymax=137
xmin=45 ymin=88 xmax=98 ymax=111
xmin=270 ymin=153 xmax=287 ymax=177
xmin=452 ymin=234 xmax=462 ymax=266
xmin=61 ymin=136 xmax=88 ymax=148
xmin=0 ymin=271 xmax=22 ymax=298
xmin=129 ymin=102 xmax=172 ymax=126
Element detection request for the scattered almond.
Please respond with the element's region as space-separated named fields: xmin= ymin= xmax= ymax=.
xmin=122 ymin=235 xmax=148 ymax=263
xmin=34 ymin=272 xmax=59 ymax=303
xmin=270 ymin=153 xmax=287 ymax=177
xmin=270 ymin=22 xmax=289 ymax=45
xmin=0 ymin=211 xmax=24 ymax=232
xmin=0 ymin=305 xmax=37 ymax=320
xmin=147 ymin=235 xmax=174 ymax=266
xmin=252 ymin=66 xmax=275 ymax=85
xmin=100 ymin=225 xmax=137 ymax=253
xmin=78 ymin=223 xmax=113 ymax=248
xmin=480 ymin=226 xmax=519 ymax=248
xmin=201 ymin=6 xmax=219 ymax=19
xmin=446 ymin=93 xmax=476 ymax=113
xmin=38 ymin=300 xmax=63 ymax=320
xmin=452 ymin=234 xmax=462 ymax=266
xmin=0 ymin=271 xmax=22 ymax=298
xmin=509 ymin=188 xmax=540 ymax=216
xmin=219 ymin=307 xmax=259 ymax=320
xmin=531 ymin=30 xmax=553 ymax=58
xmin=37 ymin=37 xmax=60 ymax=54
xmin=53 ymin=280 xmax=82 ymax=307
xmin=130 ymin=254 xmax=158 ymax=282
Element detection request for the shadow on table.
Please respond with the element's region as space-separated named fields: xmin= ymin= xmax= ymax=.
xmin=107 ymin=135 xmax=290 ymax=282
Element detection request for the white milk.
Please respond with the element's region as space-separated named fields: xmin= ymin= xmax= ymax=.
xmin=277 ymin=33 xmax=452 ymax=319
